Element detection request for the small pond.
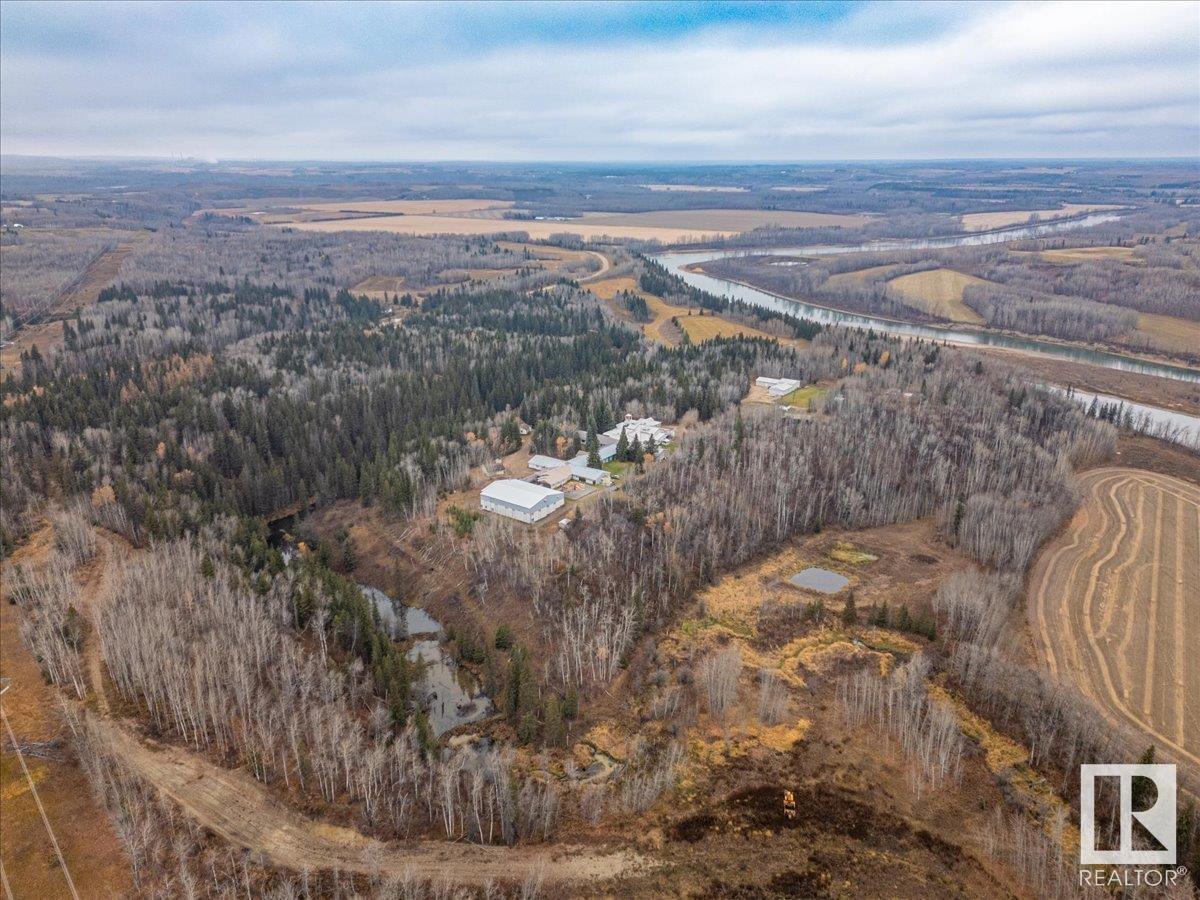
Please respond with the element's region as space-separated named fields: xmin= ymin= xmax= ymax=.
xmin=359 ymin=583 xmax=491 ymax=736
xmin=790 ymin=567 xmax=850 ymax=594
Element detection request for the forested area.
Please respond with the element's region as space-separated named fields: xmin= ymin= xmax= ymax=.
xmin=0 ymin=228 xmax=119 ymax=323
xmin=121 ymin=222 xmax=567 ymax=293
xmin=471 ymin=333 xmax=1114 ymax=691
xmin=4 ymin=163 xmax=1198 ymax=894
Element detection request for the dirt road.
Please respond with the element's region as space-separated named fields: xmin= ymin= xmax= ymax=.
xmin=578 ymin=249 xmax=612 ymax=282
xmin=66 ymin=533 xmax=646 ymax=889
xmin=1028 ymin=468 xmax=1200 ymax=772
xmin=2 ymin=238 xmax=142 ymax=372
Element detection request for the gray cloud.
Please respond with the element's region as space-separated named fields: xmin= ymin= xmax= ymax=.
xmin=1 ymin=0 xmax=1196 ymax=160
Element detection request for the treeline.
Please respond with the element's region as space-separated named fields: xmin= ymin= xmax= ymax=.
xmin=637 ymin=256 xmax=822 ymax=340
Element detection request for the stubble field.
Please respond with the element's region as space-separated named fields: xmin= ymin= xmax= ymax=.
xmin=1028 ymin=467 xmax=1200 ymax=771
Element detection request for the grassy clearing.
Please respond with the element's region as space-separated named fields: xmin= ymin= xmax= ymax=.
xmin=885 ymin=268 xmax=987 ymax=324
xmin=779 ymin=384 xmax=827 ymax=409
xmin=1037 ymin=245 xmax=1138 ymax=263
xmin=827 ymin=541 xmax=878 ymax=566
xmin=824 ymin=263 xmax=901 ymax=287
xmin=1130 ymin=312 xmax=1200 ymax=357
xmin=678 ymin=312 xmax=779 ymax=344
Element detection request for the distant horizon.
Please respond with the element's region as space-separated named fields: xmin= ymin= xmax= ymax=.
xmin=2 ymin=0 xmax=1196 ymax=161
xmin=3 ymin=153 xmax=1199 ymax=167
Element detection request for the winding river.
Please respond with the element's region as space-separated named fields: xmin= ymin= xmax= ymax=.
xmin=652 ymin=214 xmax=1200 ymax=386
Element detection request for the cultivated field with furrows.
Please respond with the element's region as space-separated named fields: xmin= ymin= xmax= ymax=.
xmin=1029 ymin=467 xmax=1200 ymax=772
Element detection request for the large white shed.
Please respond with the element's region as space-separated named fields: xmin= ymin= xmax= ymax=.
xmin=480 ymin=479 xmax=565 ymax=523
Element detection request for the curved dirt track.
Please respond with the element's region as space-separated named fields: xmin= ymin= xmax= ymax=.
xmin=89 ymin=719 xmax=639 ymax=886
xmin=1029 ymin=467 xmax=1200 ymax=770
xmin=72 ymin=535 xmax=645 ymax=888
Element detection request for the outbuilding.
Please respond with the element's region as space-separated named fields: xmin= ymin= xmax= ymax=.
xmin=480 ymin=479 xmax=565 ymax=523
xmin=536 ymin=465 xmax=574 ymax=489
xmin=567 ymin=459 xmax=612 ymax=485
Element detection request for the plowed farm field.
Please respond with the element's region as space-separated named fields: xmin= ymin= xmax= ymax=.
xmin=1029 ymin=468 xmax=1200 ymax=770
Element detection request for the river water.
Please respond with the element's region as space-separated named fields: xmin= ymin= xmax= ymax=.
xmin=652 ymin=214 xmax=1200 ymax=386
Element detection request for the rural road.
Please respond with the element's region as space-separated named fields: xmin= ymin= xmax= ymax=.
xmin=1029 ymin=467 xmax=1200 ymax=774
xmin=71 ymin=533 xmax=645 ymax=888
xmin=578 ymin=250 xmax=612 ymax=282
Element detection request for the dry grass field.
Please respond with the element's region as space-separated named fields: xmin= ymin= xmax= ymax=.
xmin=1029 ymin=467 xmax=1200 ymax=771
xmin=959 ymin=203 xmax=1124 ymax=231
xmin=1 ymin=527 xmax=133 ymax=898
xmin=586 ymin=276 xmax=797 ymax=347
xmin=1037 ymin=245 xmax=1139 ymax=263
xmin=577 ymin=208 xmax=869 ymax=231
xmin=288 ymin=213 xmax=738 ymax=242
xmin=1129 ymin=312 xmax=1200 ymax=358
xmin=215 ymin=198 xmax=867 ymax=242
xmin=823 ymin=263 xmax=901 ymax=287
xmin=677 ymin=312 xmax=779 ymax=343
xmin=886 ymin=268 xmax=987 ymax=324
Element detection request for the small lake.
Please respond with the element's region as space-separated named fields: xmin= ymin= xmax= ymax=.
xmin=790 ymin=567 xmax=850 ymax=594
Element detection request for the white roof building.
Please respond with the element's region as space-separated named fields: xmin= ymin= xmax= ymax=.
xmin=603 ymin=415 xmax=673 ymax=446
xmin=756 ymin=376 xmax=803 ymax=397
xmin=528 ymin=454 xmax=566 ymax=471
xmin=480 ymin=479 xmax=565 ymax=523
xmin=567 ymin=458 xmax=612 ymax=485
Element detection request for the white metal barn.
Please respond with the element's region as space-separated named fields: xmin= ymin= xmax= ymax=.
xmin=480 ymin=479 xmax=565 ymax=523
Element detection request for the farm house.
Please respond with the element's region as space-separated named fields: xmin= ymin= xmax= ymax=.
xmin=603 ymin=415 xmax=673 ymax=446
xmin=480 ymin=479 xmax=565 ymax=523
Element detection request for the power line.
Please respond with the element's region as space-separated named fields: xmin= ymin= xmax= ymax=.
xmin=0 ymin=691 xmax=80 ymax=900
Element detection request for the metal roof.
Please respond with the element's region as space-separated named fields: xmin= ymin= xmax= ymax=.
xmin=568 ymin=463 xmax=610 ymax=481
xmin=528 ymin=454 xmax=568 ymax=470
xmin=481 ymin=479 xmax=564 ymax=509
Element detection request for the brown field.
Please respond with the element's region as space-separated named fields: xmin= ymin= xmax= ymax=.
xmin=823 ymin=263 xmax=900 ymax=287
xmin=237 ymin=200 xmax=867 ymax=243
xmin=287 ymin=214 xmax=738 ymax=242
xmin=586 ymin=276 xmax=797 ymax=347
xmin=676 ymin=313 xmax=778 ymax=343
xmin=577 ymin=208 xmax=869 ymax=231
xmin=1 ymin=527 xmax=132 ymax=898
xmin=886 ymin=268 xmax=987 ymax=324
xmin=1037 ymin=245 xmax=1139 ymax=263
xmin=1130 ymin=313 xmax=1200 ymax=358
xmin=1028 ymin=468 xmax=1200 ymax=772
xmin=959 ymin=203 xmax=1125 ymax=231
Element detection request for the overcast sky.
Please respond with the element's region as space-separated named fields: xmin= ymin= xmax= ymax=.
xmin=1 ymin=0 xmax=1197 ymax=161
